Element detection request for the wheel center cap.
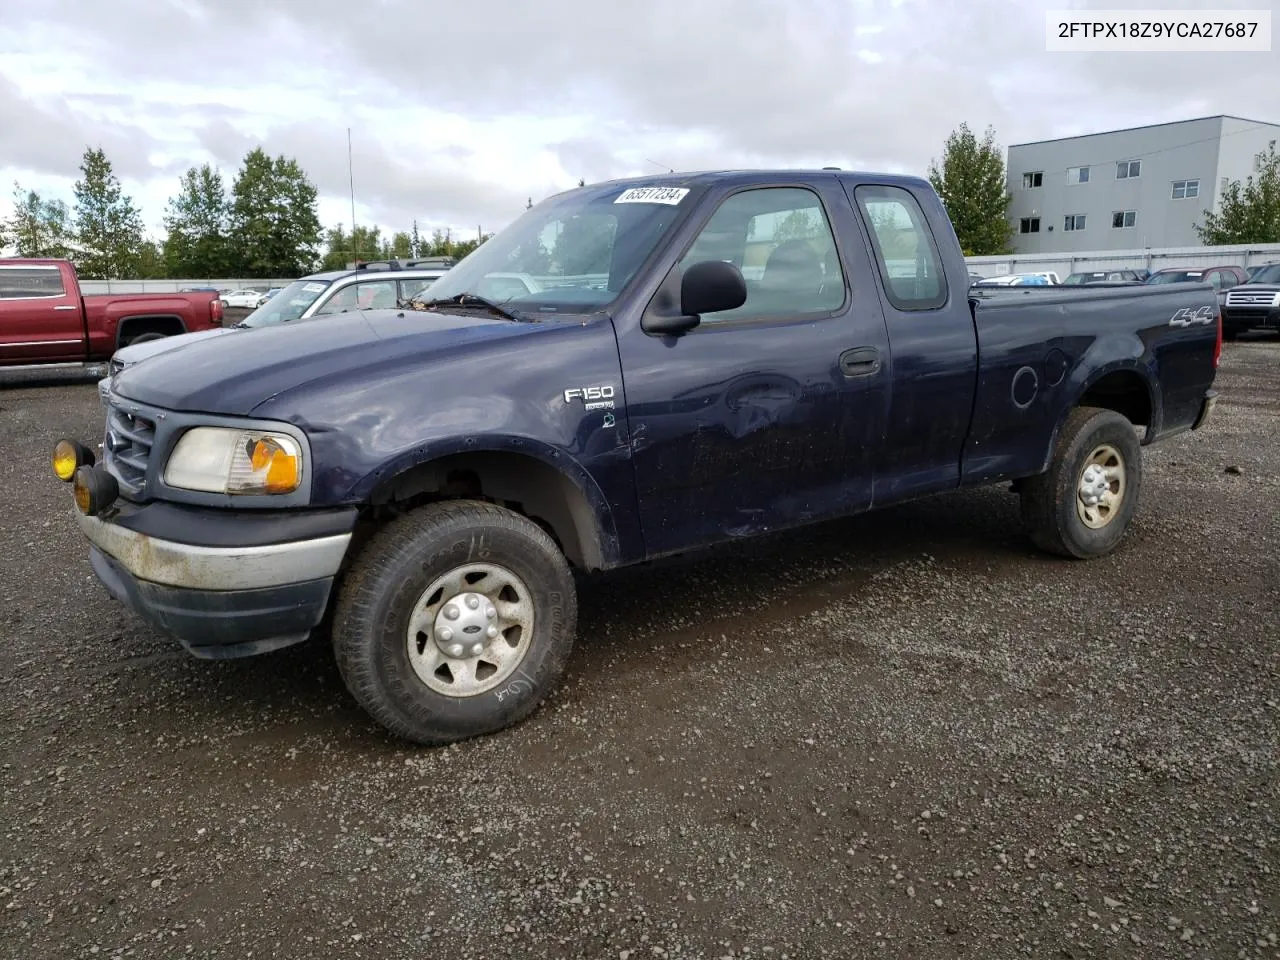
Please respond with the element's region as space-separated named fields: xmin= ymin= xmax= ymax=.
xmin=433 ymin=592 xmax=499 ymax=659
xmin=1079 ymin=465 xmax=1109 ymax=506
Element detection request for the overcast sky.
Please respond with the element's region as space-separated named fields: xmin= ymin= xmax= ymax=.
xmin=0 ymin=0 xmax=1276 ymax=245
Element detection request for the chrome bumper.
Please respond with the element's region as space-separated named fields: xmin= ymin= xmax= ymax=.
xmin=76 ymin=510 xmax=351 ymax=590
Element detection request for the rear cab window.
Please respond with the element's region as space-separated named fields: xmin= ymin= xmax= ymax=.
xmin=852 ymin=184 xmax=948 ymax=311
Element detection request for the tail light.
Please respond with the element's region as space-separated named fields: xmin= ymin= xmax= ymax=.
xmin=1213 ymin=308 xmax=1222 ymax=368
xmin=211 ymin=296 xmax=224 ymax=325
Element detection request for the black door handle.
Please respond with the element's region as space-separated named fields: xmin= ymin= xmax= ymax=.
xmin=839 ymin=346 xmax=880 ymax=377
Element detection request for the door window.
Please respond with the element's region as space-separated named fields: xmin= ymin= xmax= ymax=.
xmin=0 ymin=266 xmax=66 ymax=299
xmin=314 ymin=280 xmax=398 ymax=315
xmin=678 ymin=186 xmax=845 ymax=323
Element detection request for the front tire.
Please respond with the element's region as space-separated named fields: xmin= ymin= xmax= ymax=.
xmin=1019 ymin=406 xmax=1143 ymax=559
xmin=332 ymin=500 xmax=577 ymax=745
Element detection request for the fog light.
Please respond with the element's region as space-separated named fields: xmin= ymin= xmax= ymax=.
xmin=72 ymin=466 xmax=118 ymax=516
xmin=53 ymin=438 xmax=95 ymax=481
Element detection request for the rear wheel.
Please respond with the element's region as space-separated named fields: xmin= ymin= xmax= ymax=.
xmin=123 ymin=332 xmax=165 ymax=346
xmin=332 ymin=499 xmax=577 ymax=745
xmin=1019 ymin=406 xmax=1142 ymax=559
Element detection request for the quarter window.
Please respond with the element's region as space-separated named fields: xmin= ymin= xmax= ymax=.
xmin=0 ymin=266 xmax=66 ymax=299
xmin=678 ymin=186 xmax=844 ymax=323
xmin=1116 ymin=160 xmax=1142 ymax=179
xmin=854 ymin=184 xmax=947 ymax=311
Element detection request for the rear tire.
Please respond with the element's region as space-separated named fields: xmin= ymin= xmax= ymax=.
xmin=332 ymin=499 xmax=577 ymax=745
xmin=1019 ymin=406 xmax=1142 ymax=559
xmin=123 ymin=332 xmax=165 ymax=346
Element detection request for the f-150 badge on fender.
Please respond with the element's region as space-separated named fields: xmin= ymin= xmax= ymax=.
xmin=1169 ymin=306 xmax=1216 ymax=327
xmin=563 ymin=385 xmax=616 ymax=410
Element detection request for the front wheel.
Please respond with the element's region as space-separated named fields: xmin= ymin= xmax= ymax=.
xmin=332 ymin=499 xmax=578 ymax=745
xmin=1019 ymin=406 xmax=1143 ymax=559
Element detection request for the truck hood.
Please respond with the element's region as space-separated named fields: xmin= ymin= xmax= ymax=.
xmin=110 ymin=308 xmax=525 ymax=415
xmin=114 ymin=326 xmax=235 ymax=366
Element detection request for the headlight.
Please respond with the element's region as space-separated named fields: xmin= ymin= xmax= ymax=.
xmin=164 ymin=427 xmax=302 ymax=495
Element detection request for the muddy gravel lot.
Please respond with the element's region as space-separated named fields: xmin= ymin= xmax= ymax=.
xmin=2 ymin=341 xmax=1278 ymax=959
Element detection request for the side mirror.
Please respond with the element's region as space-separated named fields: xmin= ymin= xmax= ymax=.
xmin=641 ymin=259 xmax=747 ymax=336
xmin=681 ymin=259 xmax=747 ymax=316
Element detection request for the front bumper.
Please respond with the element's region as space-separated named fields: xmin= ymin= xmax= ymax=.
xmin=1222 ymin=306 xmax=1280 ymax=332
xmin=76 ymin=499 xmax=356 ymax=659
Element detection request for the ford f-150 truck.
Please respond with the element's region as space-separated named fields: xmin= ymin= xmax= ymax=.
xmin=1 ymin=258 xmax=223 ymax=372
xmin=52 ymin=170 xmax=1222 ymax=746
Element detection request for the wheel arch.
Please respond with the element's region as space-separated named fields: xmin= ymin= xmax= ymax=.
xmin=1039 ymin=360 xmax=1160 ymax=474
xmin=115 ymin=314 xmax=187 ymax=348
xmin=352 ymin=440 xmax=620 ymax=571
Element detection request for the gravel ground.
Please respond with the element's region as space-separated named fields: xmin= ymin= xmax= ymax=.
xmin=2 ymin=340 xmax=1278 ymax=959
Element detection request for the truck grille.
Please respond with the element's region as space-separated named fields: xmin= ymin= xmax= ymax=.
xmin=103 ymin=400 xmax=156 ymax=498
xmin=1224 ymin=289 xmax=1280 ymax=308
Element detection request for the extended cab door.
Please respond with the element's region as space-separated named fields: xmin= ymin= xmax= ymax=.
xmin=0 ymin=262 xmax=85 ymax=364
xmin=837 ymin=179 xmax=979 ymax=504
xmin=616 ymin=178 xmax=892 ymax=558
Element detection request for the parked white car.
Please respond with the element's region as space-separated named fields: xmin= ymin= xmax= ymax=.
xmin=221 ymin=288 xmax=268 ymax=308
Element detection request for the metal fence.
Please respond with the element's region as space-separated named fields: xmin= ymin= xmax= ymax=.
xmin=966 ymin=242 xmax=1280 ymax=280
xmin=78 ymin=278 xmax=297 ymax=295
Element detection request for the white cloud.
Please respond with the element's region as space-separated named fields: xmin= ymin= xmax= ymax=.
xmin=1 ymin=0 xmax=1277 ymax=249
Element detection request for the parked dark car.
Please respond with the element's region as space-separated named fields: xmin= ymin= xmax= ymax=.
xmin=1145 ymin=266 xmax=1248 ymax=290
xmin=1245 ymin=262 xmax=1279 ymax=282
xmin=1222 ymin=261 xmax=1280 ymax=338
xmin=53 ymin=168 xmax=1222 ymax=746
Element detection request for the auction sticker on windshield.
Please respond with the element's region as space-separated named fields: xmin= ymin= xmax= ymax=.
xmin=302 ymin=282 xmax=327 ymax=292
xmin=614 ymin=187 xmax=689 ymax=205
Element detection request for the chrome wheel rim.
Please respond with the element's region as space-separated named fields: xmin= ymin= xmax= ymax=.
xmin=405 ymin=562 xmax=535 ymax=697
xmin=1075 ymin=444 xmax=1126 ymax=529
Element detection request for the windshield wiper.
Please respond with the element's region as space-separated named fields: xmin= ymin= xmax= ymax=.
xmin=403 ymin=292 xmax=530 ymax=322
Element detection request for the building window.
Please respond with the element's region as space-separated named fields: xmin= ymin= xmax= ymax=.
xmin=1064 ymin=214 xmax=1086 ymax=231
xmin=1116 ymin=160 xmax=1142 ymax=179
xmin=1067 ymin=166 xmax=1090 ymax=184
xmin=1019 ymin=217 xmax=1040 ymax=234
xmin=1112 ymin=210 xmax=1137 ymax=229
xmin=1171 ymin=179 xmax=1200 ymax=199
xmin=1022 ymin=171 xmax=1043 ymax=189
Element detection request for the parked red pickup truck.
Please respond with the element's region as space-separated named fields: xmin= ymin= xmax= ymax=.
xmin=0 ymin=258 xmax=224 ymax=371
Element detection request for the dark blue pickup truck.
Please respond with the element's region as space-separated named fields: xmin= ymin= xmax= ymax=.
xmin=52 ymin=170 xmax=1222 ymax=745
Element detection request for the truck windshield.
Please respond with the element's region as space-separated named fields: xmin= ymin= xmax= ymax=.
xmin=1250 ymin=263 xmax=1280 ymax=284
xmin=422 ymin=182 xmax=701 ymax=314
xmin=239 ymin=279 xmax=331 ymax=327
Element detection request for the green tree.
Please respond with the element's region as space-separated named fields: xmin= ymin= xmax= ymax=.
xmin=228 ymin=148 xmax=323 ymax=277
xmin=553 ymin=214 xmax=613 ymax=274
xmin=73 ymin=146 xmax=146 ymax=278
xmin=137 ymin=238 xmax=167 ymax=279
xmin=163 ymin=164 xmax=230 ymax=277
xmin=388 ymin=231 xmax=412 ymax=259
xmin=1196 ymin=142 xmax=1280 ymax=244
xmin=773 ymin=209 xmax=819 ymax=245
xmin=927 ymin=123 xmax=1014 ymax=256
xmin=7 ymin=183 xmax=73 ymax=258
xmin=410 ymin=220 xmax=422 ymax=257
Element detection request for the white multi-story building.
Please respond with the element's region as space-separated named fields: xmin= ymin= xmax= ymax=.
xmin=1006 ymin=115 xmax=1280 ymax=254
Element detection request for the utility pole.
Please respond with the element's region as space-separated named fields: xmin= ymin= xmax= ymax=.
xmin=348 ymin=127 xmax=358 ymax=262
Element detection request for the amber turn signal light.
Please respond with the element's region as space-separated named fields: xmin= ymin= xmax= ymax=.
xmin=53 ymin=439 xmax=95 ymax=481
